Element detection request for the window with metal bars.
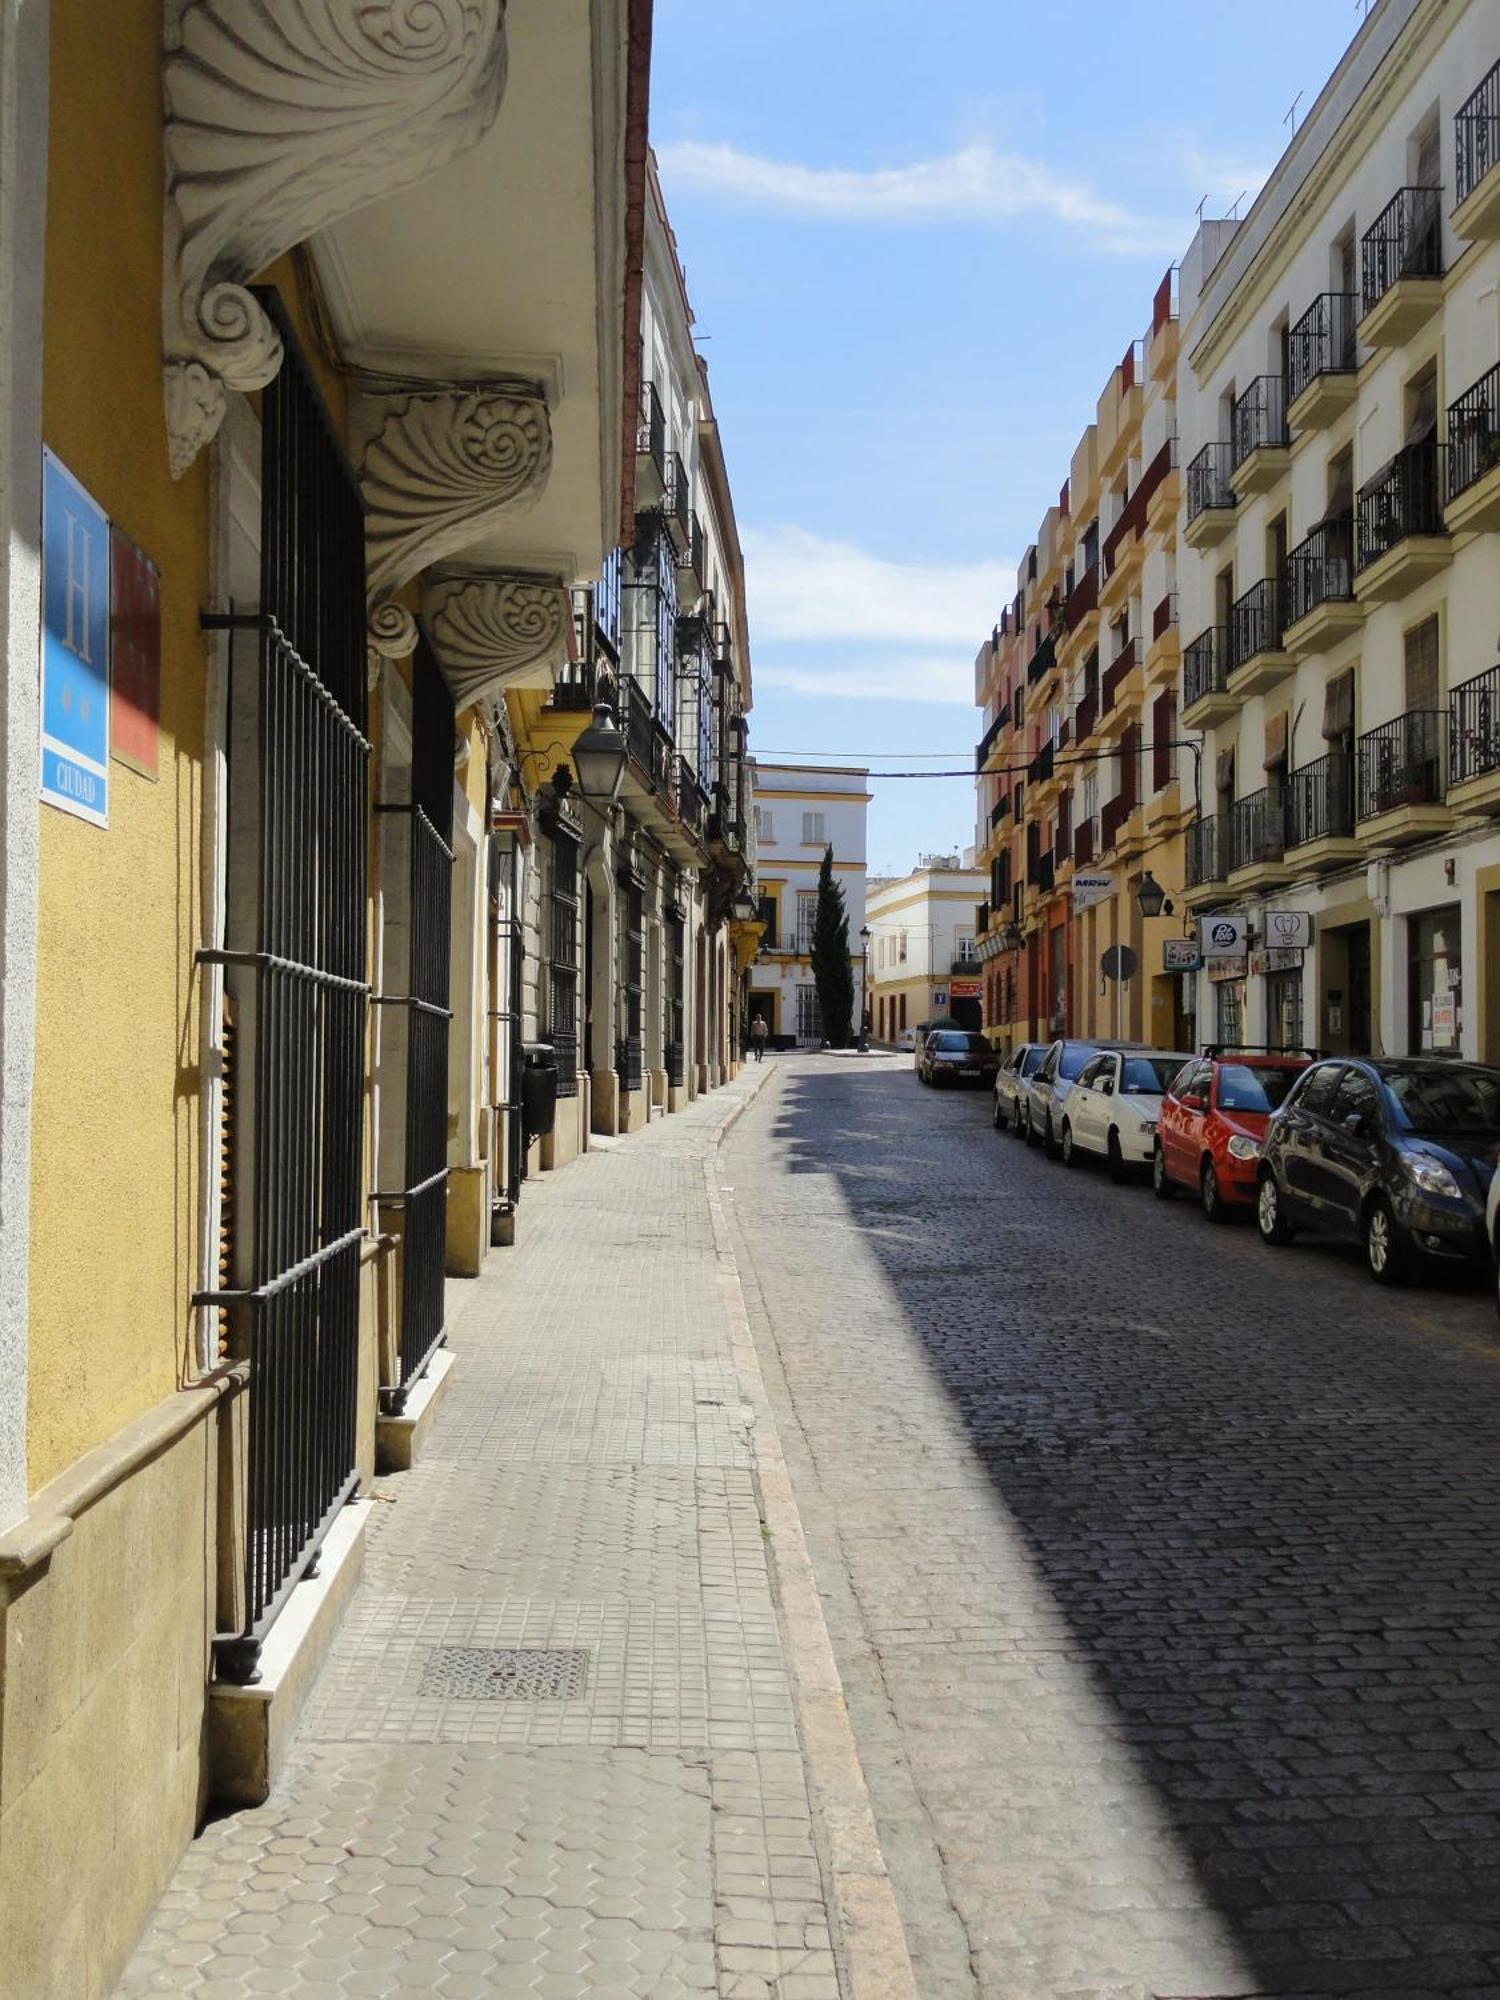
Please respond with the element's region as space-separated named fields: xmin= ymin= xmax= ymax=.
xmin=203 ymin=291 xmax=370 ymax=1683
xmin=666 ymin=908 xmax=685 ymax=1087
xmin=623 ymin=514 xmax=678 ymax=724
xmin=549 ymin=827 xmax=580 ymax=1097
xmin=618 ymin=871 xmax=645 ymax=1090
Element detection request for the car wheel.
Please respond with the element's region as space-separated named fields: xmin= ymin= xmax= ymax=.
xmin=992 ymin=1094 xmax=1006 ymax=1131
xmin=1061 ymin=1120 xmax=1078 ymax=1167
xmin=1200 ymin=1158 xmax=1229 ymax=1223
xmin=1042 ymin=1113 xmax=1060 ymax=1160
xmin=1256 ymin=1171 xmax=1295 ymax=1246
xmin=1364 ymin=1194 xmax=1408 ymax=1286
xmin=1106 ymin=1130 xmax=1127 ymax=1184
xmin=1152 ymin=1144 xmax=1176 ymax=1200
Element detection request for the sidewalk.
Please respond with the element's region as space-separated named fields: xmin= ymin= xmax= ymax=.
xmin=115 ymin=1071 xmax=863 ymax=2000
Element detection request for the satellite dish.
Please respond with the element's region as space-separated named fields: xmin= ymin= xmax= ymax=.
xmin=1101 ymin=944 xmax=1139 ymax=983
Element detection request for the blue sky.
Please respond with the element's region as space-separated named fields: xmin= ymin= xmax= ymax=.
xmin=650 ymin=1 xmax=1361 ymax=874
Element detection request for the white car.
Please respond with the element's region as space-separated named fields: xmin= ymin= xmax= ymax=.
xmin=1487 ymin=1160 xmax=1500 ymax=1319
xmin=1060 ymin=1048 xmax=1193 ymax=1180
xmin=896 ymin=1026 xmax=918 ymax=1054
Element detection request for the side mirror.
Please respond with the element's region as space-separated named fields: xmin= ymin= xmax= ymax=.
xmin=1343 ymin=1111 xmax=1369 ymax=1139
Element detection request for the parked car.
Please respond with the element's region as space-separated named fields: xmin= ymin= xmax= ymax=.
xmin=1061 ymin=1047 xmax=1193 ymax=1180
xmin=992 ymin=1042 xmax=1049 ymax=1133
xmin=917 ymin=1028 xmax=1000 ymax=1089
xmin=1486 ymin=1160 xmax=1500 ymax=1319
xmin=1024 ymin=1039 xmax=1141 ymax=1156
xmin=896 ymin=1026 xmax=918 ymax=1054
xmin=1155 ymin=1049 xmax=1313 ymax=1220
xmin=1256 ymin=1056 xmax=1500 ymax=1285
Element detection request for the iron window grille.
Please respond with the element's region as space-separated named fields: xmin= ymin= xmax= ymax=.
xmin=549 ymin=825 xmax=581 ymax=1098
xmin=624 ymin=513 xmax=678 ymax=726
xmin=617 ymin=866 xmax=645 ymax=1092
xmin=667 ymin=907 xmax=685 ymax=1087
xmin=197 ymin=289 xmax=370 ymax=1683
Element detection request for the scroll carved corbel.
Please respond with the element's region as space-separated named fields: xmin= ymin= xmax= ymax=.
xmin=423 ymin=573 xmax=568 ymax=709
xmin=162 ymin=0 xmax=509 ymax=478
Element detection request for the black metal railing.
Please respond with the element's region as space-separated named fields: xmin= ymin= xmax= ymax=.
xmin=1185 ymin=815 xmax=1221 ymax=887
xmin=1026 ymin=632 xmax=1056 ymax=686
xmin=1183 ymin=626 xmax=1229 ymax=709
xmin=550 ymin=825 xmax=580 ymax=1098
xmin=1073 ymin=689 xmax=1098 ymax=743
xmin=1028 ymin=849 xmax=1055 ymax=894
xmin=619 ymin=871 xmax=644 ymax=1092
xmin=665 ymin=451 xmax=691 ymax=548
xmin=1028 ymin=739 xmax=1055 ymax=786
xmin=1229 ymin=578 xmax=1286 ymax=670
xmin=1450 ymin=664 xmax=1500 ymax=786
xmin=1456 ymin=59 xmax=1500 ymax=208
xmin=622 ymin=673 xmax=656 ymax=776
xmin=666 ymin=911 xmax=685 ymax=1089
xmin=1288 ymin=293 xmax=1358 ymax=404
xmin=975 ymin=705 xmax=1009 ymax=771
xmin=1356 ymin=442 xmax=1446 ymax=570
xmin=1231 ymin=376 xmax=1288 ymax=469
xmin=1185 ymin=441 xmax=1235 ymax=523
xmin=1448 ymin=362 xmax=1500 ymax=502
xmin=1285 ymin=515 xmax=1353 ymax=627
xmin=1101 ymin=640 xmax=1137 ymax=715
xmin=988 ymin=797 xmax=1006 ymax=829
xmin=637 ymin=379 xmax=666 ymax=475
xmin=1228 ymin=787 xmax=1285 ymax=872
xmin=677 ymin=755 xmax=706 ymax=835
xmin=1286 ymin=753 xmax=1355 ymax=849
xmin=550 ymin=658 xmax=610 ymax=712
xmin=1357 ymin=710 xmax=1446 ymax=820
xmin=679 ymin=511 xmax=706 ymax=586
xmin=1073 ymin=817 xmax=1096 ymax=867
xmin=206 ymin=292 xmax=370 ymax=1681
xmin=1361 ymin=185 xmax=1443 ymax=313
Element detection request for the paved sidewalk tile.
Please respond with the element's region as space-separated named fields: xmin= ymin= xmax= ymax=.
xmin=115 ymin=1075 xmax=839 ymax=2000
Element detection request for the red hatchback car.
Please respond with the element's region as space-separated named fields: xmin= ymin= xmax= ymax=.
xmin=1154 ymin=1048 xmax=1314 ymax=1221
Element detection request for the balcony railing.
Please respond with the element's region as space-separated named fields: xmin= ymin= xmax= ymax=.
xmin=676 ymin=755 xmax=706 ymax=836
xmin=550 ymin=658 xmax=611 ymax=712
xmin=1286 ymin=753 xmax=1355 ymax=849
xmin=1028 ymin=739 xmax=1055 ymax=786
xmin=1063 ymin=561 xmax=1098 ymax=631
xmin=1448 ymin=363 xmax=1500 ymax=502
xmin=1231 ymin=376 xmax=1288 ymax=469
xmin=1228 ymin=787 xmax=1285 ymax=873
xmin=1152 ymin=592 xmax=1178 ymax=642
xmin=664 ymin=452 xmax=691 ymax=545
xmin=1456 ymin=59 xmax=1500 ymax=208
xmin=1073 ymin=689 xmax=1098 ymax=743
xmin=1285 ymin=516 xmax=1354 ymax=627
xmin=636 ymin=380 xmax=665 ymax=475
xmin=1100 ymin=794 xmax=1131 ymax=851
xmin=988 ymin=797 xmax=1006 ymax=829
xmin=1101 ymin=640 xmax=1137 ymax=715
xmin=1183 ymin=627 xmax=1228 ymax=709
xmin=1185 ymin=441 xmax=1235 ymax=523
xmin=950 ymin=954 xmax=979 ymax=976
xmin=1229 ymin=578 xmax=1286 ymax=670
xmin=1361 ymin=185 xmax=1443 ymax=313
xmin=1450 ymin=665 xmax=1500 ymax=787
xmin=1357 ymin=709 xmax=1446 ymax=820
xmin=1073 ymin=817 xmax=1096 ymax=868
xmin=975 ymin=706 xmax=1009 ymax=772
xmin=1287 ymin=293 xmax=1358 ymax=404
xmin=1185 ymin=815 xmax=1221 ymax=887
xmin=1356 ymin=442 xmax=1446 ymax=570
xmin=1026 ymin=632 xmax=1056 ymax=686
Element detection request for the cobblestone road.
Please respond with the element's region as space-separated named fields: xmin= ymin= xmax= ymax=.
xmin=726 ymin=1052 xmax=1500 ymax=2000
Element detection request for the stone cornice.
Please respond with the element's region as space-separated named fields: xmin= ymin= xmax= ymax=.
xmin=162 ymin=0 xmax=509 ymax=477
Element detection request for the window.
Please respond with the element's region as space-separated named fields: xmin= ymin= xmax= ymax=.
xmin=1295 ymin=1064 xmax=1342 ymax=1117
xmin=1404 ymin=613 xmax=1440 ymax=713
xmin=756 ymin=807 xmax=774 ymax=841
xmin=1215 ymin=979 xmax=1247 ymax=1049
xmin=802 ymin=811 xmax=825 ymax=844
xmin=1409 ymin=904 xmax=1461 ymax=1053
xmin=898 ymin=992 xmax=907 ymax=1031
xmin=1332 ymin=1066 xmax=1381 ymax=1127
xmin=549 ymin=826 xmax=580 ymax=1097
xmin=955 ymin=931 xmax=976 ymax=965
xmin=1216 ymin=1063 xmax=1303 ymax=1113
xmin=796 ymin=984 xmax=822 ymax=1041
xmin=898 ymin=930 xmax=908 ymax=963
xmin=796 ymin=890 xmax=817 ymax=952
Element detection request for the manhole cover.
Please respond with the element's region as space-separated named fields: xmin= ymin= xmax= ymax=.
xmin=418 ymin=1646 xmax=589 ymax=1700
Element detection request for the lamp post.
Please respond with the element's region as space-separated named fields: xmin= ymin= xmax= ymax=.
xmin=858 ymin=924 xmax=871 ymax=1050
xmin=569 ymin=700 xmax=628 ymax=805
xmin=1135 ymin=870 xmax=1173 ymax=920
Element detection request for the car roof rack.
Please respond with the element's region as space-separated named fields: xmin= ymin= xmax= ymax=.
xmin=1203 ymin=1043 xmax=1322 ymax=1060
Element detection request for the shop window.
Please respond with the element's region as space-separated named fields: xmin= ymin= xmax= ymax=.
xmin=1409 ymin=904 xmax=1462 ymax=1053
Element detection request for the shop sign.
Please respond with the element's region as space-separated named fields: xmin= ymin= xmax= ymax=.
xmin=1252 ymin=946 xmax=1304 ymax=975
xmin=1200 ymin=914 xmax=1247 ymax=959
xmin=931 ymin=988 xmax=948 ymax=1010
xmin=949 ymin=977 xmax=981 ymax=998
xmin=1264 ymin=909 xmax=1313 ymax=950
xmin=1206 ymin=954 xmax=1248 ymax=982
xmin=1163 ymin=938 xmax=1201 ymax=972
xmin=110 ymin=527 xmax=161 ymax=780
xmin=40 ymin=449 xmax=110 ymax=826
xmin=1431 ymin=991 xmax=1458 ymax=1047
xmin=1072 ymin=870 xmax=1114 ymax=912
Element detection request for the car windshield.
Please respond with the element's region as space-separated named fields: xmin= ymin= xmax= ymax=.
xmin=1216 ymin=1063 xmax=1304 ymax=1113
xmin=1057 ymin=1045 xmax=1096 ymax=1080
xmin=1382 ymin=1065 xmax=1500 ymax=1135
xmin=1121 ymin=1057 xmax=1181 ymax=1094
xmin=933 ymin=1033 xmax=989 ymax=1054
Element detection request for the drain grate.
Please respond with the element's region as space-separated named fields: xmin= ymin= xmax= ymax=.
xmin=418 ymin=1646 xmax=590 ymax=1701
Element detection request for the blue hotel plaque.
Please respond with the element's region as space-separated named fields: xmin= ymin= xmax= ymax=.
xmin=41 ymin=448 xmax=110 ymax=826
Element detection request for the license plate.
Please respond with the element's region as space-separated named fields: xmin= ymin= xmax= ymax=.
xmin=960 ymin=1067 xmax=979 ymax=1077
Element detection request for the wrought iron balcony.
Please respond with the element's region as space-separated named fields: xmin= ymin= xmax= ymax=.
xmin=664 ymin=452 xmax=692 ymax=551
xmin=1183 ymin=627 xmax=1229 ymax=710
xmin=1185 ymin=441 xmax=1235 ymax=523
xmin=1228 ymin=787 xmax=1285 ymax=873
xmin=1285 ymin=753 xmax=1355 ymax=849
xmin=1231 ymin=376 xmax=1288 ymax=470
xmin=1185 ymin=815 xmax=1221 ymax=888
xmin=1286 ymin=516 xmax=1353 ymax=627
xmin=549 ymin=659 xmax=612 ymax=713
xmin=1063 ymin=560 xmax=1098 ymax=631
xmin=1288 ymin=293 xmax=1358 ymax=404
xmin=1073 ymin=689 xmax=1098 ymax=743
xmin=1026 ymin=632 xmax=1056 ymax=686
xmin=1361 ymin=185 xmax=1443 ymax=314
xmin=975 ymin=704 xmax=1010 ymax=772
xmin=1455 ymin=59 xmax=1500 ymax=209
xmin=1357 ymin=709 xmax=1446 ymax=820
xmin=1228 ymin=578 xmax=1286 ymax=671
xmin=1152 ymin=593 xmax=1178 ymax=642
xmin=1028 ymin=739 xmax=1055 ymax=786
xmin=1448 ymin=362 xmax=1500 ymax=502
xmin=676 ymin=755 xmax=706 ymax=836
xmin=636 ymin=380 xmax=665 ymax=476
xmin=1450 ymin=665 xmax=1500 ymax=787
xmin=1356 ymin=442 xmax=1446 ymax=571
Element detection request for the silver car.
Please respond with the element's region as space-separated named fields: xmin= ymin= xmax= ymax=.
xmin=1024 ymin=1038 xmax=1153 ymax=1158
xmin=992 ymin=1042 xmax=1049 ymax=1134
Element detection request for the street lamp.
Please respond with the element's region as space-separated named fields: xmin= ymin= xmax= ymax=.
xmin=1136 ymin=870 xmax=1174 ymax=920
xmin=730 ymin=887 xmax=757 ymax=924
xmin=570 ymin=700 xmax=628 ymax=805
xmin=858 ymin=924 xmax=871 ymax=1050
xmin=999 ymin=920 xmax=1023 ymax=954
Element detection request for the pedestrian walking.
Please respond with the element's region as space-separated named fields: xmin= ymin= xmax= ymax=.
xmin=751 ymin=1014 xmax=769 ymax=1063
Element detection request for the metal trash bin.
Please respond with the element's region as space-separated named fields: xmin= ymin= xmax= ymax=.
xmin=521 ymin=1043 xmax=558 ymax=1144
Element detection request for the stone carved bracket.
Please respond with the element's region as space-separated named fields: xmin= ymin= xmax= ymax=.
xmin=162 ymin=0 xmax=509 ymax=477
xmin=423 ymin=573 xmax=568 ymax=710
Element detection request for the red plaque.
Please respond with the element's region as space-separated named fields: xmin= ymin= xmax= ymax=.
xmin=110 ymin=527 xmax=160 ymax=779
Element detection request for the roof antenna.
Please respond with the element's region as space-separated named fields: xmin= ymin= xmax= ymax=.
xmin=1196 ymin=193 xmax=1209 ymax=222
xmin=1284 ymin=91 xmax=1304 ymax=137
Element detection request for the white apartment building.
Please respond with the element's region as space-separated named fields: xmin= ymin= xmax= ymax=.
xmin=748 ymin=763 xmax=870 ymax=1044
xmin=1177 ymin=0 xmax=1500 ymax=1062
xmin=867 ymin=854 xmax=988 ymax=1039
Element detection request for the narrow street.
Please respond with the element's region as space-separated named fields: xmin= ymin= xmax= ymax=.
xmin=727 ymin=1053 xmax=1500 ymax=2000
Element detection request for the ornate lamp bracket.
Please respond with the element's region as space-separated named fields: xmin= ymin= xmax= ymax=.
xmin=162 ymin=0 xmax=510 ymax=478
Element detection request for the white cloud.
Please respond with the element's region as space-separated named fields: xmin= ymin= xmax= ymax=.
xmin=743 ymin=525 xmax=1011 ymax=650
xmin=755 ymin=656 xmax=976 ymax=705
xmin=1177 ymin=141 xmax=1272 ymax=218
xmin=656 ymin=139 xmax=1178 ymax=255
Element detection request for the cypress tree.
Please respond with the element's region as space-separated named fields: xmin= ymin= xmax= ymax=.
xmin=810 ymin=844 xmax=854 ymax=1046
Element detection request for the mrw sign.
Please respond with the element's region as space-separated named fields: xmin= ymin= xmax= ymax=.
xmin=41 ymin=449 xmax=110 ymax=826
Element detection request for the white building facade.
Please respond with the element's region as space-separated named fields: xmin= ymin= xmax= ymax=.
xmin=867 ymin=855 xmax=988 ymax=1039
xmin=1177 ymin=0 xmax=1500 ymax=1063
xmin=748 ymin=763 xmax=869 ymax=1044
